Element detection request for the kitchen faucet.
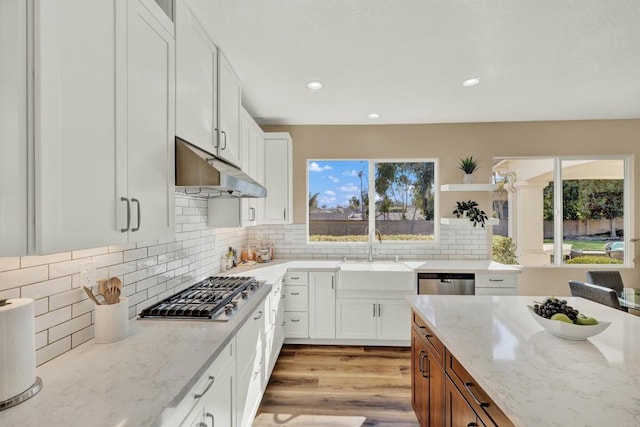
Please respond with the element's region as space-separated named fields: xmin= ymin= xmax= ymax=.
xmin=364 ymin=227 xmax=382 ymax=262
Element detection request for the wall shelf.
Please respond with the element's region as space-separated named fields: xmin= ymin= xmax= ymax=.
xmin=440 ymin=184 xmax=498 ymax=192
xmin=441 ymin=217 xmax=500 ymax=226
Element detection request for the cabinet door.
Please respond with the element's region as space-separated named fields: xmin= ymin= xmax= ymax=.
xmin=411 ymin=329 xmax=430 ymax=426
xmin=175 ymin=0 xmax=217 ymax=154
xmin=35 ymin=0 xmax=126 ymax=253
xmin=200 ymin=365 xmax=234 ymax=427
xmin=263 ymin=135 xmax=292 ymax=224
xmin=445 ymin=376 xmax=484 ymax=427
xmin=335 ymin=299 xmax=377 ymax=340
xmin=309 ymin=272 xmax=336 ymax=339
xmin=377 ymin=299 xmax=411 ymax=340
xmin=217 ymin=52 xmax=241 ymax=167
xmin=0 ymin=0 xmax=28 ymax=255
xmin=126 ymin=0 xmax=175 ymax=242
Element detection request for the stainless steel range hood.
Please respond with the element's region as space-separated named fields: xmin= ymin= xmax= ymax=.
xmin=175 ymin=138 xmax=267 ymax=198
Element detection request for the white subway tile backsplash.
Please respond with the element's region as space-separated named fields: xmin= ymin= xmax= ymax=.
xmin=72 ymin=299 xmax=95 ymax=318
xmin=49 ymin=259 xmax=85 ymax=280
xmin=93 ymin=252 xmax=124 ymax=268
xmin=0 ymin=257 xmax=20 ymax=272
xmin=22 ymin=252 xmax=71 ymax=268
xmin=36 ymin=306 xmax=72 ymax=333
xmin=36 ymin=337 xmax=71 ymax=365
xmin=35 ymin=331 xmax=48 ymax=350
xmin=22 ymin=276 xmax=72 ymax=300
xmin=72 ymin=247 xmax=108 ymax=259
xmin=49 ymin=287 xmax=85 ymax=311
xmin=0 ymin=265 xmax=49 ymax=291
xmin=71 ymin=325 xmax=94 ymax=348
xmin=124 ymin=247 xmax=148 ymax=262
xmin=49 ymin=313 xmax=92 ymax=342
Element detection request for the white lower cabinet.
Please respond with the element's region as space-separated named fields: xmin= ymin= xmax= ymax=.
xmin=308 ymin=272 xmax=336 ymax=339
xmin=283 ymin=272 xmax=310 ymax=339
xmin=236 ymin=297 xmax=268 ymax=427
xmin=163 ymin=340 xmax=235 ymax=427
xmin=336 ymin=298 xmax=410 ymax=341
xmin=475 ymin=272 xmax=518 ymax=296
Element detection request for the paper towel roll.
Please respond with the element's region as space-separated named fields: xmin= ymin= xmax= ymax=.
xmin=0 ymin=298 xmax=36 ymax=403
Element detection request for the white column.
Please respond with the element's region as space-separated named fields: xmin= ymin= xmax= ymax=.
xmin=512 ymin=181 xmax=549 ymax=266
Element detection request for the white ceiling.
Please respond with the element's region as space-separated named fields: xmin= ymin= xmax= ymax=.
xmin=190 ymin=0 xmax=640 ymax=125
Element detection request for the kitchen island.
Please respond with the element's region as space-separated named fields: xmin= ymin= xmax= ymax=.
xmin=406 ymin=295 xmax=640 ymax=426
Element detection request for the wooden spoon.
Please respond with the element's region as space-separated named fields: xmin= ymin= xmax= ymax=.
xmin=98 ymin=279 xmax=109 ymax=298
xmin=83 ymin=286 xmax=101 ymax=305
xmin=104 ymin=286 xmax=121 ymax=305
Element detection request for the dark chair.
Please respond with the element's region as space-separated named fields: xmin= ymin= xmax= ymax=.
xmin=586 ymin=270 xmax=624 ymax=295
xmin=568 ymin=280 xmax=623 ymax=311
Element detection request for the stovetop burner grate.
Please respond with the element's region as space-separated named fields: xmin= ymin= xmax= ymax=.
xmin=139 ymin=276 xmax=257 ymax=320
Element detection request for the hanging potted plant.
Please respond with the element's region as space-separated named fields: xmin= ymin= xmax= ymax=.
xmin=452 ymin=200 xmax=488 ymax=228
xmin=458 ymin=156 xmax=479 ymax=184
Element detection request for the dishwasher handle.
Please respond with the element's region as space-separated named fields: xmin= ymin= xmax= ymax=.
xmin=417 ymin=273 xmax=475 ymax=281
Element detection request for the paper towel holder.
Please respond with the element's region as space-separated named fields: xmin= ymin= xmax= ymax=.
xmin=0 ymin=377 xmax=43 ymax=411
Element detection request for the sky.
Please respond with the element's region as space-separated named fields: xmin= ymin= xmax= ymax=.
xmin=308 ymin=160 xmax=368 ymax=208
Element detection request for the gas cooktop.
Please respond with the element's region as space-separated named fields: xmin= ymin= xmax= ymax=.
xmin=138 ymin=276 xmax=261 ymax=321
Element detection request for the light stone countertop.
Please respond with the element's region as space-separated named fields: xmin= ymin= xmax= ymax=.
xmin=414 ymin=259 xmax=521 ymax=272
xmin=406 ymin=295 xmax=640 ymax=427
xmin=0 ymin=284 xmax=272 ymax=427
xmin=0 ymin=258 xmax=518 ymax=427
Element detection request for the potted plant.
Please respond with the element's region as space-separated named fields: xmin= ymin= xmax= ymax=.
xmin=452 ymin=200 xmax=488 ymax=228
xmin=458 ymin=156 xmax=479 ymax=184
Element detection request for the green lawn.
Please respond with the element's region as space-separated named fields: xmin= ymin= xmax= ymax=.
xmin=543 ymin=239 xmax=608 ymax=251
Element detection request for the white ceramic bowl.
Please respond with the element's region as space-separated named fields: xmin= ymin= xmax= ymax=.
xmin=526 ymin=306 xmax=611 ymax=340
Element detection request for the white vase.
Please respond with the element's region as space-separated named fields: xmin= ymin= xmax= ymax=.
xmin=463 ymin=174 xmax=473 ymax=184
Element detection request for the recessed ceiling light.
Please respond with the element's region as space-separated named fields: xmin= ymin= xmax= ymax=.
xmin=368 ymin=113 xmax=380 ymax=119
xmin=306 ymin=81 xmax=323 ymax=90
xmin=462 ymin=77 xmax=481 ymax=87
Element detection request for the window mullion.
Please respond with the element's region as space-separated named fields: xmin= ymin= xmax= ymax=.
xmin=553 ymin=158 xmax=563 ymax=266
xmin=368 ymin=160 xmax=375 ymax=243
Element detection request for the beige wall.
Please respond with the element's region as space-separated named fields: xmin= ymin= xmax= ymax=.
xmin=264 ymin=119 xmax=640 ymax=295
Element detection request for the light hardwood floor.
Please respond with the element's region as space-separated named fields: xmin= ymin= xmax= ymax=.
xmin=254 ymin=345 xmax=419 ymax=427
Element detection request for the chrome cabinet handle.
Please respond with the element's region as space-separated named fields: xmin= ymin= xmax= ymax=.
xmin=254 ymin=310 xmax=263 ymax=320
xmin=289 ymin=276 xmax=300 ymax=280
xmin=291 ymin=318 xmax=300 ymax=323
xmin=377 ymin=304 xmax=381 ymax=317
xmin=120 ymin=197 xmax=130 ymax=232
xmin=290 ymin=292 xmax=300 ymax=296
xmin=283 ymin=208 xmax=286 ymax=220
xmin=193 ymin=375 xmax=215 ymax=398
xmin=214 ymin=128 xmax=219 ymax=149
xmin=205 ymin=412 xmax=215 ymax=427
xmin=418 ymin=350 xmax=425 ymax=374
xmin=131 ymin=198 xmax=141 ymax=232
xmin=331 ymin=276 xmax=334 ymax=289
xmin=250 ymin=207 xmax=256 ymax=221
xmin=220 ymin=130 xmax=227 ymax=150
xmin=373 ymin=304 xmax=376 ymax=317
xmin=464 ymin=381 xmax=489 ymax=407
xmin=488 ymin=278 xmax=504 ymax=282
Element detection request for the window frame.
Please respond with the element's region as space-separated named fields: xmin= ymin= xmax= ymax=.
xmin=306 ymin=158 xmax=439 ymax=245
xmin=494 ymin=154 xmax=633 ymax=268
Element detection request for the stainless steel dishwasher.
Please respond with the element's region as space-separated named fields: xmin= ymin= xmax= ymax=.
xmin=417 ymin=272 xmax=475 ymax=295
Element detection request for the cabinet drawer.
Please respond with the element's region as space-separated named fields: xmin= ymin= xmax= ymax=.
xmin=284 ymin=312 xmax=308 ymax=338
xmin=284 ymin=285 xmax=308 ymax=311
xmin=412 ymin=311 xmax=444 ymax=365
xmin=446 ymin=352 xmax=513 ymax=427
xmin=284 ymin=271 xmax=309 ymax=285
xmin=475 ymin=273 xmax=517 ymax=288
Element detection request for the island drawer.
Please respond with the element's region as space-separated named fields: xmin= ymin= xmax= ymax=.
xmin=284 ymin=271 xmax=309 ymax=285
xmin=412 ymin=311 xmax=445 ymax=365
xmin=446 ymin=352 xmax=514 ymax=427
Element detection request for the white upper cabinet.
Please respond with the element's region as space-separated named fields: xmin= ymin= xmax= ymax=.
xmin=33 ymin=0 xmax=174 ymax=254
xmin=175 ymin=0 xmax=217 ymax=154
xmin=217 ymin=52 xmax=242 ymax=167
xmin=35 ymin=0 xmax=127 ymax=253
xmin=263 ymin=133 xmax=293 ymax=225
xmin=0 ymin=0 xmax=28 ymax=256
xmin=240 ymin=108 xmax=264 ymax=226
xmin=125 ymin=0 xmax=175 ymax=242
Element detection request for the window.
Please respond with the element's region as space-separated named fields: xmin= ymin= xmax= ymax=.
xmin=307 ymin=159 xmax=437 ymax=243
xmin=492 ymin=156 xmax=631 ymax=266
